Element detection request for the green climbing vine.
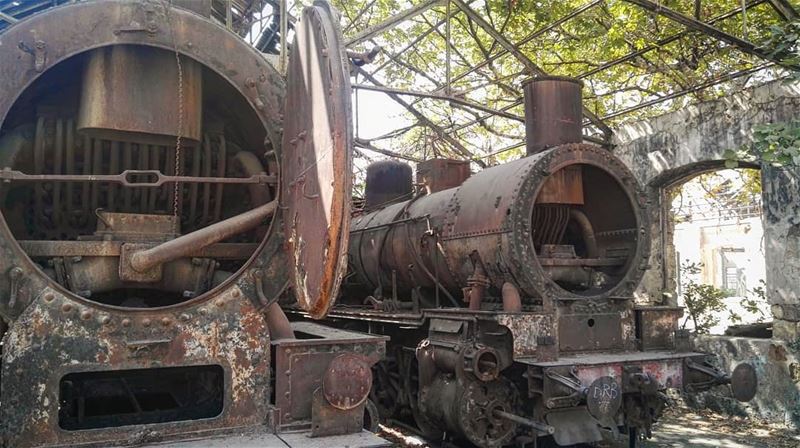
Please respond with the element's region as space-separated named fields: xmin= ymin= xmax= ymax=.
xmin=726 ymin=20 xmax=800 ymax=169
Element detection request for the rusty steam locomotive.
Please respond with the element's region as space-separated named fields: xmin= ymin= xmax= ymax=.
xmin=318 ymin=78 xmax=760 ymax=446
xmin=0 ymin=1 xmax=388 ymax=447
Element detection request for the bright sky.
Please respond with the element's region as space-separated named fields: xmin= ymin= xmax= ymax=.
xmin=352 ymin=90 xmax=412 ymax=141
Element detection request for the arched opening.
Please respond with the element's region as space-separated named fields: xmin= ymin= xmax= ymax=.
xmin=665 ymin=166 xmax=770 ymax=336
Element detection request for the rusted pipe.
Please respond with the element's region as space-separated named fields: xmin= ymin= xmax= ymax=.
xmin=233 ymin=151 xmax=271 ymax=205
xmin=569 ymin=209 xmax=599 ymax=258
xmin=265 ymin=302 xmax=295 ymax=340
xmin=467 ymin=264 xmax=488 ymax=311
xmin=492 ymin=409 xmax=555 ymax=435
xmin=501 ymin=282 xmax=522 ymax=312
xmin=130 ymin=200 xmax=277 ymax=272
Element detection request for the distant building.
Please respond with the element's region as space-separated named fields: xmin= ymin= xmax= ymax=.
xmin=672 ymin=171 xmax=766 ymax=334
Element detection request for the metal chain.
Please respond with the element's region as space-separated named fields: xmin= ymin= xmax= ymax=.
xmin=160 ymin=0 xmax=184 ymax=234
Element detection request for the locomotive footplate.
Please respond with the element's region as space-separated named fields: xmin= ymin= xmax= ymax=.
xmin=138 ymin=429 xmax=390 ymax=447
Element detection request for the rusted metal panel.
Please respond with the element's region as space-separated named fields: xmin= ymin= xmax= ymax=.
xmin=493 ymin=312 xmax=556 ymax=360
xmin=77 ymin=46 xmax=203 ymax=147
xmin=281 ymin=2 xmax=353 ymax=319
xmin=558 ymin=313 xmax=623 ymax=352
xmin=635 ymin=306 xmax=682 ymax=351
xmin=1 ymin=286 xmax=270 ymax=448
xmin=323 ymin=354 xmax=373 ymax=410
xmin=416 ymin=158 xmax=471 ymax=193
xmin=271 ymin=322 xmax=387 ymax=431
xmin=535 ymin=165 xmax=584 ymax=205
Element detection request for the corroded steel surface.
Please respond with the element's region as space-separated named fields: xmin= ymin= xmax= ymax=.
xmin=77 ymin=46 xmax=203 ymax=146
xmin=2 ymin=286 xmax=270 ymax=447
xmin=271 ymin=322 xmax=387 ymax=431
xmin=364 ymin=160 xmax=413 ymax=210
xmin=281 ymin=1 xmax=353 ymax=319
xmin=416 ymin=158 xmax=471 ymax=194
xmin=346 ymin=143 xmax=650 ymax=304
xmin=0 ymin=2 xmax=294 ymax=446
xmin=323 ymin=354 xmax=373 ymax=411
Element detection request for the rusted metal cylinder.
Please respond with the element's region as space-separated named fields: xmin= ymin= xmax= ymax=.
xmin=77 ymin=46 xmax=203 ymax=147
xmin=345 ymin=144 xmax=649 ymax=304
xmin=364 ymin=160 xmax=413 ymax=210
xmin=523 ymin=76 xmax=583 ymax=155
xmin=130 ymin=201 xmax=277 ymax=272
xmin=265 ymin=302 xmax=295 ymax=340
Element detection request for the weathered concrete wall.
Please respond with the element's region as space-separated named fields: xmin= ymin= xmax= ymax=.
xmin=612 ymin=79 xmax=800 ymax=329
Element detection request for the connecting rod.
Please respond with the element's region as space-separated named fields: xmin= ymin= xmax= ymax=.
xmin=130 ymin=200 xmax=277 ymax=273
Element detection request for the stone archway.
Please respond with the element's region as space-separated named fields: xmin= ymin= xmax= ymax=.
xmin=610 ymin=78 xmax=800 ymax=425
xmin=611 ymin=79 xmax=800 ymax=341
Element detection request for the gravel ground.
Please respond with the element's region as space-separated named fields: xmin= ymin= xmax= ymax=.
xmin=379 ymin=406 xmax=800 ymax=447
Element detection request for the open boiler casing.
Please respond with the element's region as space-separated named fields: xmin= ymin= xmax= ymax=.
xmin=348 ymin=143 xmax=650 ymax=308
xmin=0 ymin=2 xmax=382 ymax=447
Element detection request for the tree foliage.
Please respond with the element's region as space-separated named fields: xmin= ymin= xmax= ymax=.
xmin=725 ymin=19 xmax=800 ymax=168
xmin=327 ymin=0 xmax=785 ymax=164
xmin=679 ymin=260 xmax=768 ymax=334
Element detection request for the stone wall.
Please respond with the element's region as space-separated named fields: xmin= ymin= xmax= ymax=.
xmin=691 ymin=335 xmax=800 ymax=428
xmin=610 ymin=79 xmax=800 ymax=424
xmin=611 ymin=79 xmax=800 ymax=339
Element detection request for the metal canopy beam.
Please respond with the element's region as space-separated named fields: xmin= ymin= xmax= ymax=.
xmin=768 ymin=0 xmax=799 ymax=20
xmin=355 ymin=138 xmax=423 ymax=162
xmin=346 ymin=0 xmax=443 ymax=47
xmin=450 ymin=0 xmax=602 ymax=86
xmin=451 ymin=0 xmax=613 ymax=140
xmin=353 ymin=83 xmax=525 ymax=122
xmin=0 ymin=11 xmax=18 ymax=23
xmin=356 ymin=67 xmax=487 ymax=167
xmin=601 ymin=63 xmax=771 ymax=120
xmin=624 ymin=0 xmax=793 ymax=68
xmin=579 ymin=0 xmax=766 ymax=79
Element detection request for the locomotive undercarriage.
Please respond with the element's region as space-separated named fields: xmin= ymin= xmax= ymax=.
xmin=323 ymin=302 xmax=750 ymax=447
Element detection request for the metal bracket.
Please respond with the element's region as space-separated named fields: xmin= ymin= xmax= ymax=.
xmin=119 ymin=243 xmax=163 ymax=283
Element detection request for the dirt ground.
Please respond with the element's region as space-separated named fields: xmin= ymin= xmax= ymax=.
xmin=379 ymin=406 xmax=800 ymax=447
xmin=638 ymin=406 xmax=800 ymax=448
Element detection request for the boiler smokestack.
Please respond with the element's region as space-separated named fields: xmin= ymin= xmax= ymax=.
xmin=523 ymin=76 xmax=583 ymax=155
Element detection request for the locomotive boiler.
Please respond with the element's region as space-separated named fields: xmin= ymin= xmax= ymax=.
xmin=326 ymin=78 xmax=759 ymax=447
xmin=0 ymin=1 xmax=385 ymax=447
